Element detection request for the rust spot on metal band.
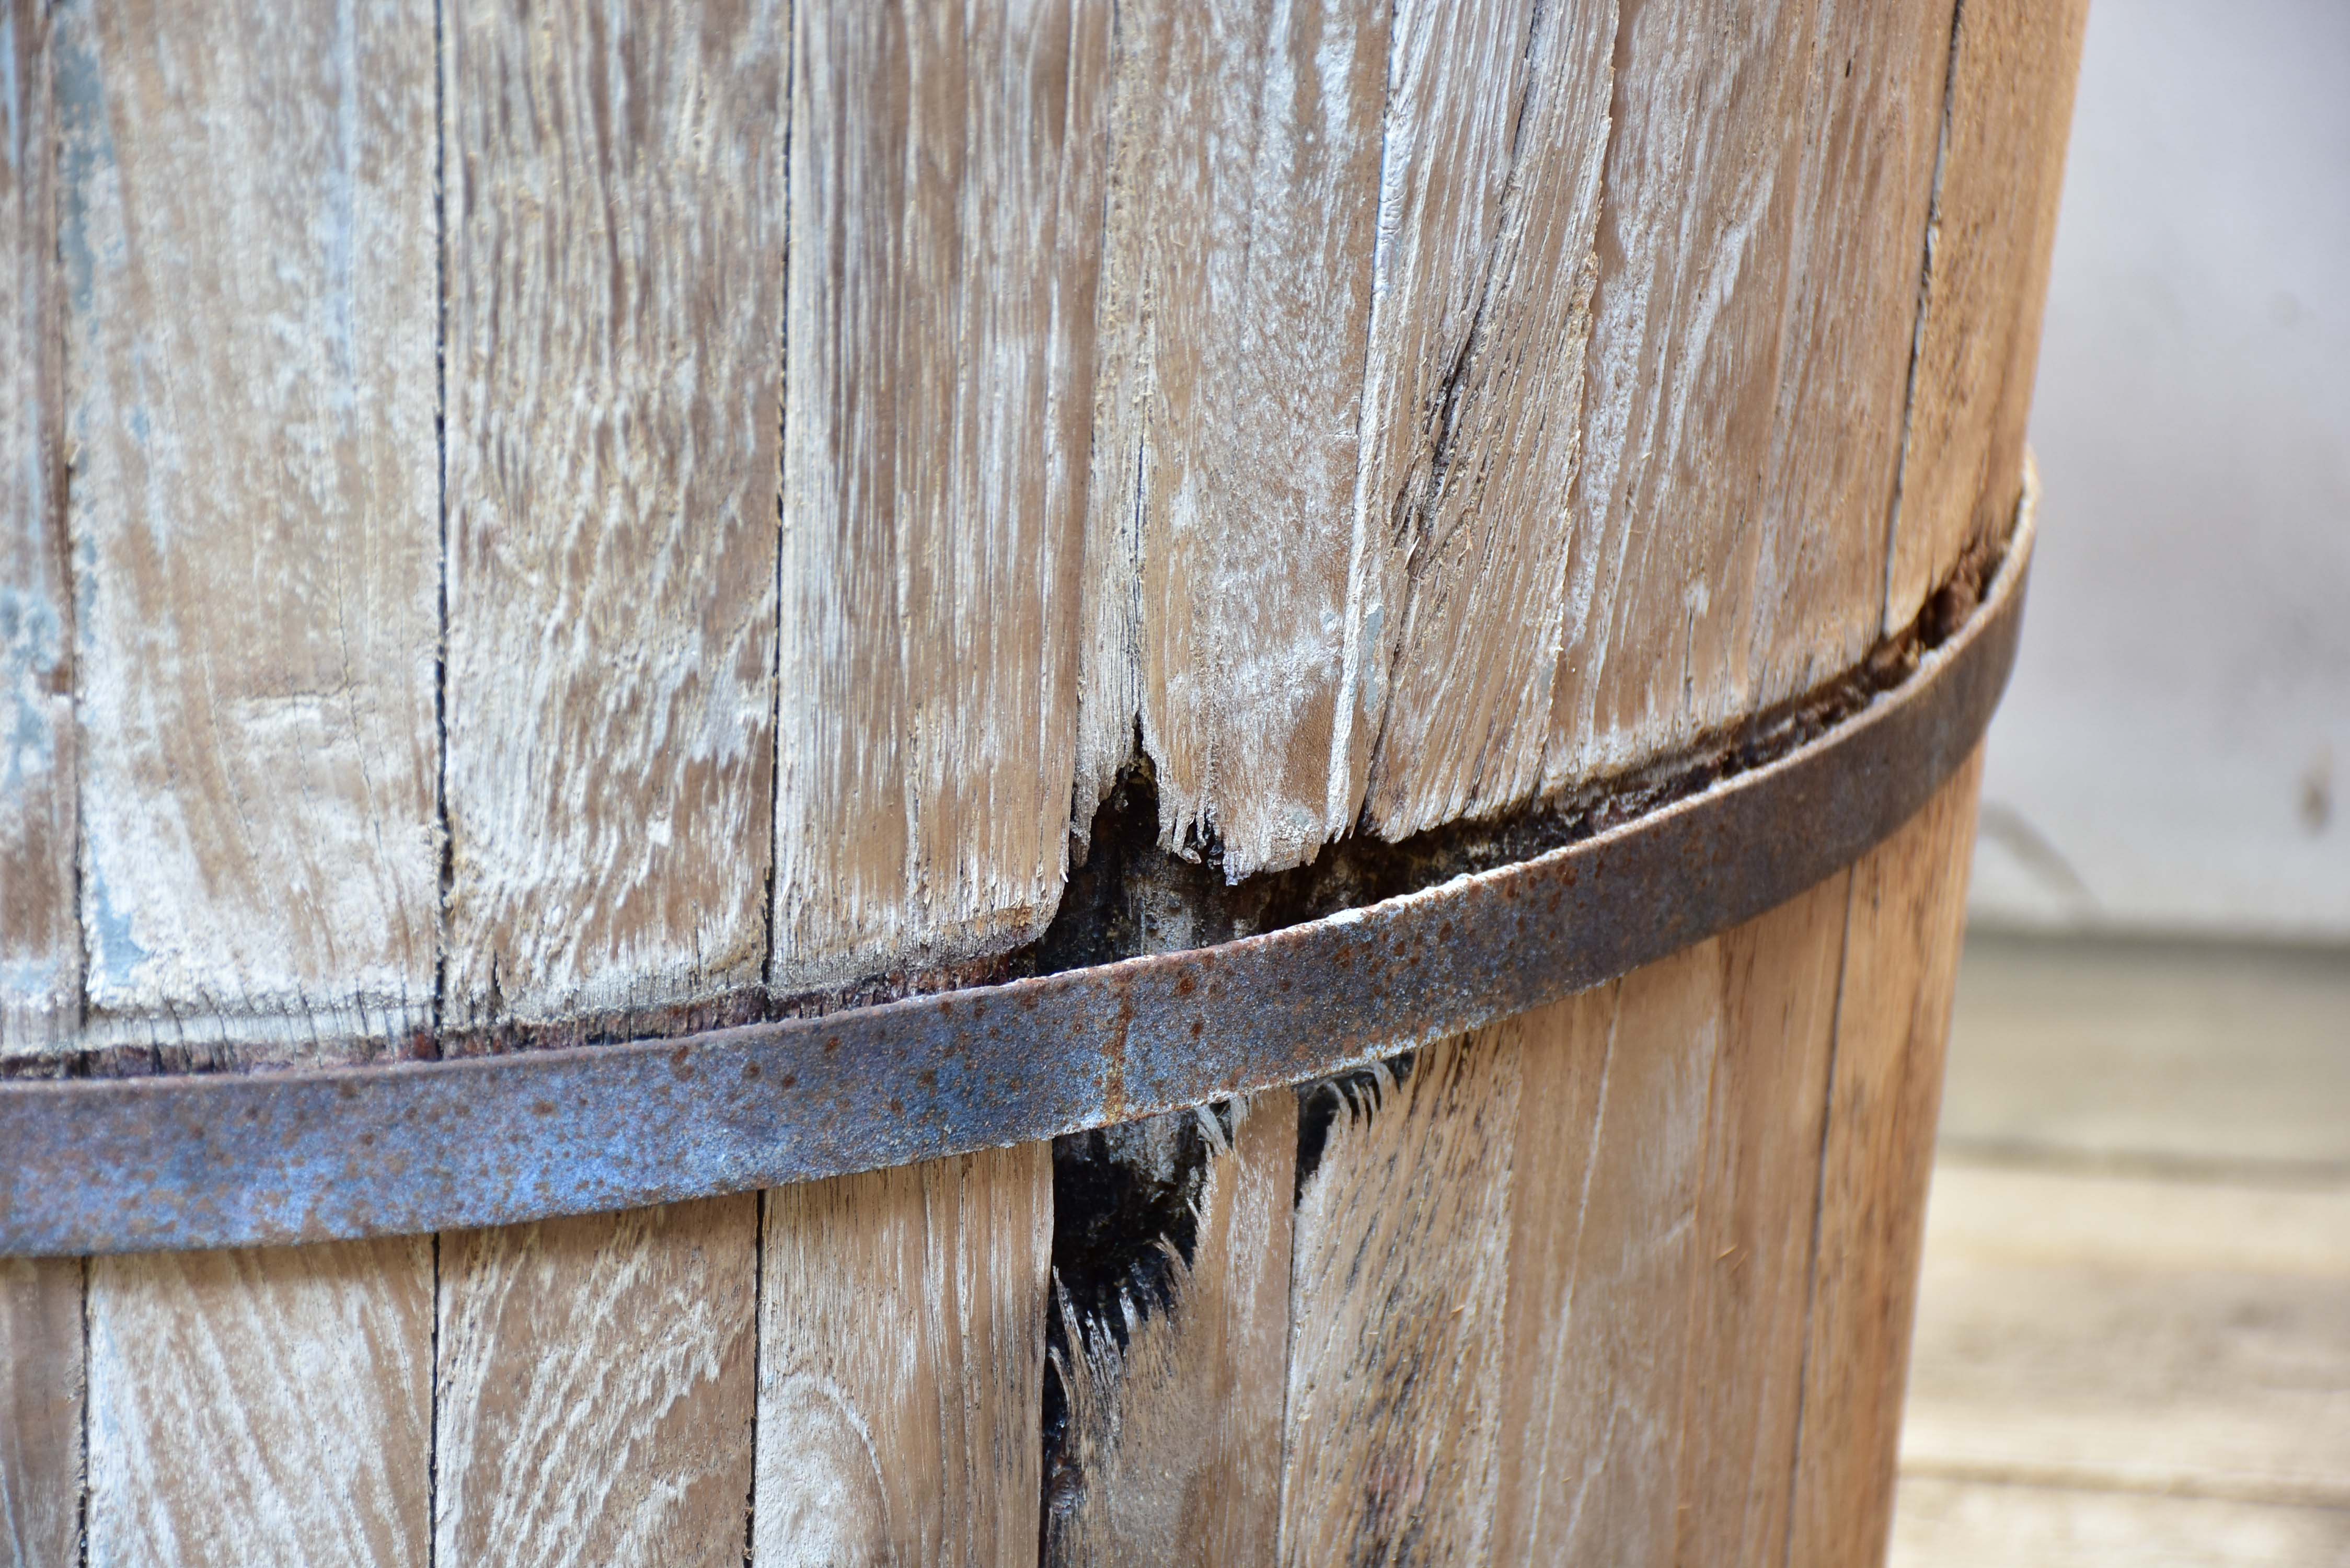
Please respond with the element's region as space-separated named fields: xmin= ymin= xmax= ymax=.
xmin=0 ymin=522 xmax=2033 ymax=1256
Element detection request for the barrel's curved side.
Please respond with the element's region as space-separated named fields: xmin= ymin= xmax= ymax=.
xmin=0 ymin=511 xmax=2026 ymax=1258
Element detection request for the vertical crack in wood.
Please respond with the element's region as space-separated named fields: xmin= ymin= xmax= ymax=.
xmin=76 ymin=1253 xmax=91 ymax=1568
xmin=1776 ymin=868 xmax=1858 ymax=1568
xmin=743 ymin=1187 xmax=765 ymax=1567
xmin=762 ymin=0 xmax=797 ymax=1001
xmin=1880 ymin=0 xmax=1967 ymax=638
xmin=428 ymin=0 xmax=452 ymax=1048
xmin=45 ymin=0 xmax=85 ymax=1052
xmin=425 ymin=1228 xmax=441 ymax=1568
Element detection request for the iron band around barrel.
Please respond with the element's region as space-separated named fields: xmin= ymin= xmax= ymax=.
xmin=0 ymin=511 xmax=2033 ymax=1257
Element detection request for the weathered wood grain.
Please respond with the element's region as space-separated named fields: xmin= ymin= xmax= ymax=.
xmin=773 ymin=0 xmax=1108 ymax=992
xmin=1671 ymin=872 xmax=1849 ymax=1568
xmin=1346 ymin=0 xmax=1617 ymax=840
xmin=1276 ymin=874 xmax=1892 ymax=1566
xmin=1076 ymin=0 xmax=1385 ymax=879
xmin=1 ymin=1258 xmax=82 ymax=1568
xmin=1 ymin=0 xmax=75 ymax=1057
xmin=1903 ymin=1163 xmax=2350 ymax=1509
xmin=1046 ymin=1093 xmax=1296 ymax=1567
xmin=1280 ymin=1026 xmax=1527 ymax=1565
xmin=754 ymin=1143 xmax=1050 ymax=1567
xmin=1884 ymin=0 xmax=2089 ymax=633
xmin=1481 ymin=987 xmax=1616 ymax=1566
xmin=1485 ymin=881 xmax=1858 ymax=1567
xmin=1490 ymin=946 xmax=1722 ymax=1565
xmin=1788 ymin=750 xmax=1982 ymax=1568
xmin=1546 ymin=0 xmax=1956 ymax=787
xmin=434 ymin=1197 xmax=757 ymax=1568
xmin=57 ymin=0 xmax=439 ymax=1050
xmin=441 ymin=0 xmax=785 ymax=1031
xmin=85 ymin=1239 xmax=431 ymax=1568
xmin=1892 ymin=1476 xmax=2350 ymax=1568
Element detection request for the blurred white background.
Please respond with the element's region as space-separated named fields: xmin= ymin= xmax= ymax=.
xmin=1970 ymin=0 xmax=2350 ymax=939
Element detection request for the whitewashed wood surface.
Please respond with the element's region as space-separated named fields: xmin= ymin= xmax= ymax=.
xmin=1345 ymin=0 xmax=1616 ymax=842
xmin=1 ymin=0 xmax=74 ymax=1054
xmin=440 ymin=0 xmax=787 ymax=1034
xmin=1545 ymin=0 xmax=1952 ymax=787
xmin=434 ymin=1198 xmax=757 ymax=1568
xmin=754 ymin=1143 xmax=1050 ymax=1568
xmin=775 ymin=0 xmax=1108 ymax=992
xmin=51 ymin=0 xmax=441 ymax=1056
xmin=85 ymin=1239 xmax=434 ymax=1568
xmin=0 ymin=0 xmax=2066 ymax=1056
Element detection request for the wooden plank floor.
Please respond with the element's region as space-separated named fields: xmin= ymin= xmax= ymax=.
xmin=1893 ymin=932 xmax=2350 ymax=1567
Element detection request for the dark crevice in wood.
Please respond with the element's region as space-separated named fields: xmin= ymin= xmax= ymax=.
xmin=425 ymin=1228 xmax=442 ymax=1568
xmin=1039 ymin=1090 xmax=1240 ymax=1542
xmin=427 ymin=0 xmax=453 ymax=1060
xmin=76 ymin=1253 xmax=90 ymax=1568
xmin=1046 ymin=1104 xmax=1224 ymax=1358
xmin=1039 ymin=1101 xmax=1229 ymax=1544
xmin=1040 ymin=1055 xmax=1412 ymax=1556
xmin=1294 ymin=1054 xmax=1415 ymax=1203
xmin=741 ymin=1188 xmax=763 ymax=1568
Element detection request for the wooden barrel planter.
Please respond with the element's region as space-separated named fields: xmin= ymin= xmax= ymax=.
xmin=2 ymin=1 xmax=2085 ymax=1564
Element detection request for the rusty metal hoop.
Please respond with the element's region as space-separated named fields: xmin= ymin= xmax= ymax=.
xmin=0 ymin=517 xmax=2033 ymax=1256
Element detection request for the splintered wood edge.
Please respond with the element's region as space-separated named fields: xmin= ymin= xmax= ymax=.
xmin=0 ymin=493 xmax=2034 ymax=1257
